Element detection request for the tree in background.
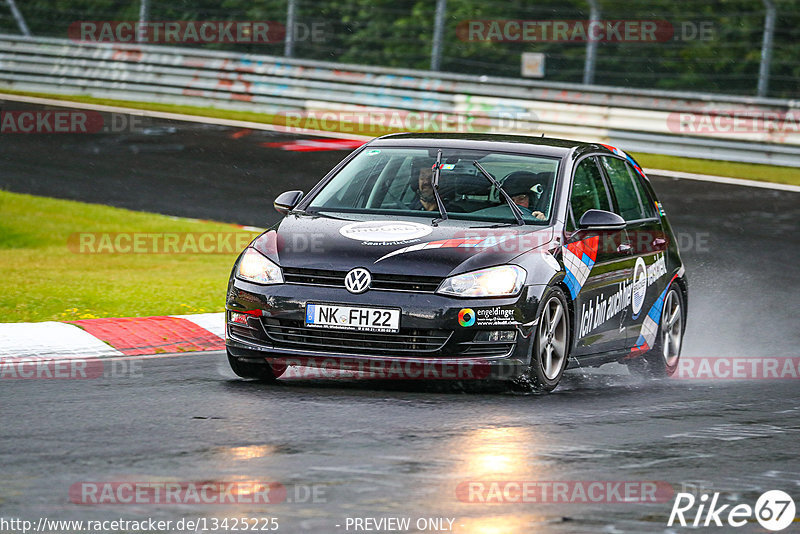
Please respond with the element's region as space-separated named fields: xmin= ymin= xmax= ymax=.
xmin=1 ymin=0 xmax=797 ymax=97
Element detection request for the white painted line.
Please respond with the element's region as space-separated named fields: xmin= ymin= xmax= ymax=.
xmin=0 ymin=322 xmax=123 ymax=360
xmin=0 ymin=93 xmax=373 ymax=141
xmin=172 ymin=312 xmax=225 ymax=339
xmin=645 ymin=168 xmax=800 ymax=193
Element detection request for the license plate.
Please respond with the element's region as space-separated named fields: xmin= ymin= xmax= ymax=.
xmin=305 ymin=303 xmax=400 ymax=333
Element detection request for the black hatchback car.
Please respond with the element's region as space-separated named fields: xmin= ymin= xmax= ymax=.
xmin=225 ymin=133 xmax=687 ymax=392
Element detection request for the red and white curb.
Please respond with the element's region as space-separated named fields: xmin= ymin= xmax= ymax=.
xmin=0 ymin=313 xmax=225 ymax=361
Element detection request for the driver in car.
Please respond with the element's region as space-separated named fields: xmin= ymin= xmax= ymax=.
xmin=410 ymin=166 xmax=438 ymax=211
xmin=503 ymin=172 xmax=547 ymax=220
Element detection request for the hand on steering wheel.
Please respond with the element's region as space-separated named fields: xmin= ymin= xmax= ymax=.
xmin=516 ymin=205 xmax=546 ymax=221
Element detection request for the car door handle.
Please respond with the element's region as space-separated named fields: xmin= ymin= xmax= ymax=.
xmin=653 ymin=237 xmax=666 ymax=247
xmin=617 ymin=243 xmax=632 ymax=253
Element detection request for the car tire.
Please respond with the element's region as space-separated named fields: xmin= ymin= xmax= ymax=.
xmin=227 ymin=350 xmax=280 ymax=382
xmin=627 ymin=286 xmax=684 ymax=378
xmin=527 ymin=286 xmax=571 ymax=392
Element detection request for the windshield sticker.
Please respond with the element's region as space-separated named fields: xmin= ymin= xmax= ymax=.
xmin=339 ymin=221 xmax=433 ymax=243
xmin=441 ymin=164 xmax=456 ymax=170
xmin=375 ymin=235 xmax=516 ymax=263
xmin=562 ymin=236 xmax=599 ymax=299
xmin=366 ymin=149 xmax=381 ymax=156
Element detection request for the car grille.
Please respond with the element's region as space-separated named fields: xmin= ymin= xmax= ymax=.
xmin=282 ymin=268 xmax=442 ymax=293
xmin=258 ymin=319 xmax=516 ymax=358
xmin=262 ymin=318 xmax=451 ymax=355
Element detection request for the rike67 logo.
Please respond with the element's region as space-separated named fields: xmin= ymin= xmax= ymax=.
xmin=669 ymin=490 xmax=795 ymax=531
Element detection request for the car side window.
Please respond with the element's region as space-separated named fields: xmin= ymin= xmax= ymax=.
xmin=601 ymin=156 xmax=647 ymax=221
xmin=568 ymin=157 xmax=610 ymax=230
xmin=626 ymin=163 xmax=658 ymax=219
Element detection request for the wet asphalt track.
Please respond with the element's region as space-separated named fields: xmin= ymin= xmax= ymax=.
xmin=1 ymin=101 xmax=799 ymax=533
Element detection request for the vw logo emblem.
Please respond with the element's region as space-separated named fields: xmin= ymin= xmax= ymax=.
xmin=344 ymin=268 xmax=372 ymax=294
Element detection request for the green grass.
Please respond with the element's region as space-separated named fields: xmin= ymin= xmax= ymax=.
xmin=0 ymin=190 xmax=260 ymax=323
xmin=630 ymin=152 xmax=800 ymax=187
xmin=3 ymin=89 xmax=799 ymax=186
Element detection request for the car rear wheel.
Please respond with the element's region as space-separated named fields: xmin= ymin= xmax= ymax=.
xmin=527 ymin=286 xmax=570 ymax=392
xmin=627 ymin=286 xmax=684 ymax=378
xmin=227 ymin=350 xmax=280 ymax=382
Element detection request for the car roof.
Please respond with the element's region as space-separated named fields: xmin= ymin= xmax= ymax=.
xmin=368 ymin=132 xmax=616 ymax=159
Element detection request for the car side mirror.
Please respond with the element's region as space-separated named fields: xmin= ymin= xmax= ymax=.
xmin=274 ymin=190 xmax=304 ymax=215
xmin=578 ymin=209 xmax=626 ymax=230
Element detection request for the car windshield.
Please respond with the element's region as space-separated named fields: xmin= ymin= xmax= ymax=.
xmin=306 ymin=147 xmax=560 ymax=224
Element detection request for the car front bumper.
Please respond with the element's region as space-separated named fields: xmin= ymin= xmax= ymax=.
xmin=225 ymin=278 xmax=546 ymax=380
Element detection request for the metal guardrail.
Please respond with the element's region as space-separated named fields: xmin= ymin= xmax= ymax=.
xmin=1 ymin=34 xmax=799 ymax=167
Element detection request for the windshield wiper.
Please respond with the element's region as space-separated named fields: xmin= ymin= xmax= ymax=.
xmin=430 ymin=149 xmax=448 ymax=225
xmin=472 ymin=160 xmax=525 ymax=226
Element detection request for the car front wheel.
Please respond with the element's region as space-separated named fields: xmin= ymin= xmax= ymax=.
xmin=527 ymin=286 xmax=570 ymax=392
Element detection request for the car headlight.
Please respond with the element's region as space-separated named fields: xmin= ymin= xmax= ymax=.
xmin=437 ymin=265 xmax=526 ymax=297
xmin=236 ymin=248 xmax=284 ymax=284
